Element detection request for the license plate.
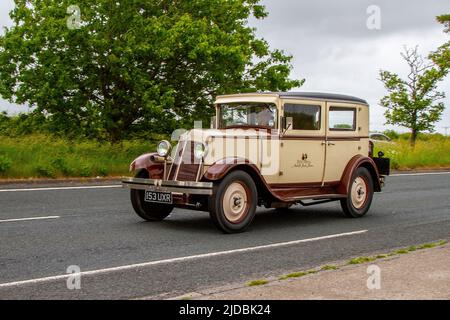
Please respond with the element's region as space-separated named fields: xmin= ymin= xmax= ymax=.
xmin=144 ymin=191 xmax=173 ymax=204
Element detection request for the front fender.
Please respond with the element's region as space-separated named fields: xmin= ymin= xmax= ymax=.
xmin=203 ymin=157 xmax=259 ymax=181
xmin=129 ymin=153 xmax=164 ymax=179
xmin=203 ymin=157 xmax=276 ymax=201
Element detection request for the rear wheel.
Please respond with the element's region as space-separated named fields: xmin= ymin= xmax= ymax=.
xmin=130 ymin=170 xmax=173 ymax=221
xmin=209 ymin=171 xmax=257 ymax=233
xmin=340 ymin=167 xmax=374 ymax=218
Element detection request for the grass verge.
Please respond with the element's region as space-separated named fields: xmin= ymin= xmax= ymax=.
xmin=0 ymin=134 xmax=155 ymax=179
xmin=374 ymin=139 xmax=450 ymax=170
xmin=1 ymin=134 xmax=449 ymax=179
xmin=345 ymin=240 xmax=447 ymax=265
xmin=246 ymin=240 xmax=447 ymax=287
xmin=247 ymin=279 xmax=269 ymax=287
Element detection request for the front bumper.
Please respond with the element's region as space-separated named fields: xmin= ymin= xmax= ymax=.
xmin=122 ymin=177 xmax=213 ymax=195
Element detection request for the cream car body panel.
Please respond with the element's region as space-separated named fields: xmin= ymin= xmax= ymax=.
xmin=277 ymin=99 xmax=326 ymax=184
xmin=323 ymin=102 xmax=370 ymax=182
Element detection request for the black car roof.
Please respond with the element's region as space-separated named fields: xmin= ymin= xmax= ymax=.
xmin=271 ymin=92 xmax=368 ymax=105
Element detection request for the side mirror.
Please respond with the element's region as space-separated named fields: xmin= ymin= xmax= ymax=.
xmin=210 ymin=116 xmax=217 ymax=129
xmin=281 ymin=116 xmax=293 ymax=129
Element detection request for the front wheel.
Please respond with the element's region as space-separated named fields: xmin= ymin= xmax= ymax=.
xmin=130 ymin=170 xmax=173 ymax=221
xmin=340 ymin=167 xmax=374 ymax=218
xmin=209 ymin=170 xmax=258 ymax=234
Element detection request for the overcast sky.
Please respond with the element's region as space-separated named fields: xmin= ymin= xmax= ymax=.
xmin=1 ymin=0 xmax=449 ymax=133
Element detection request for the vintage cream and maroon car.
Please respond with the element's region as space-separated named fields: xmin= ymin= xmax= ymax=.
xmin=122 ymin=92 xmax=390 ymax=233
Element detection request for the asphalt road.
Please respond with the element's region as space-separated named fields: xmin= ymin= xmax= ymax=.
xmin=0 ymin=172 xmax=449 ymax=300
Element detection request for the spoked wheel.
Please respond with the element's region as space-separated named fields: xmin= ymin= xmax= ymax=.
xmin=340 ymin=167 xmax=374 ymax=218
xmin=130 ymin=170 xmax=174 ymax=221
xmin=209 ymin=170 xmax=257 ymax=233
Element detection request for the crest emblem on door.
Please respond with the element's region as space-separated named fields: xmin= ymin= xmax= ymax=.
xmin=294 ymin=154 xmax=313 ymax=168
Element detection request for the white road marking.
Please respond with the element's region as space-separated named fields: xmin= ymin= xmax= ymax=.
xmin=0 ymin=185 xmax=122 ymax=192
xmin=390 ymin=172 xmax=450 ymax=177
xmin=0 ymin=216 xmax=60 ymax=223
xmin=0 ymin=229 xmax=367 ymax=289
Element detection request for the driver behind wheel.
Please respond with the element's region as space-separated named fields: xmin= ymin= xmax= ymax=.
xmin=255 ymin=108 xmax=275 ymax=127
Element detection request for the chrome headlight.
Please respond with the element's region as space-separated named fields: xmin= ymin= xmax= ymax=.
xmin=157 ymin=140 xmax=172 ymax=158
xmin=194 ymin=143 xmax=208 ymax=159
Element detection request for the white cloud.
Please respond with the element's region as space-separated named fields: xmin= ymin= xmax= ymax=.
xmin=251 ymin=0 xmax=450 ymax=133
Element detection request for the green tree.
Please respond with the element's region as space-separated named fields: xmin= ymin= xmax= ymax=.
xmin=379 ymin=46 xmax=446 ymax=147
xmin=430 ymin=14 xmax=449 ymax=73
xmin=437 ymin=14 xmax=450 ymax=33
xmin=0 ymin=0 xmax=303 ymax=142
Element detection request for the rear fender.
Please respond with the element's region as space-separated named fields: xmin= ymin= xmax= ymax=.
xmin=337 ymin=155 xmax=381 ymax=194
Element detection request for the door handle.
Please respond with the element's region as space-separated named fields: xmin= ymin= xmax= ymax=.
xmin=322 ymin=142 xmax=335 ymax=146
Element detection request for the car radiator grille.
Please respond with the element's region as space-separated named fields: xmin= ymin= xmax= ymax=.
xmin=167 ymin=141 xmax=201 ymax=182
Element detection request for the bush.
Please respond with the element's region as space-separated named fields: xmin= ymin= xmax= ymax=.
xmin=417 ymin=133 xmax=446 ymax=142
xmin=52 ymin=157 xmax=74 ymax=176
xmin=35 ymin=165 xmax=55 ymax=178
xmin=97 ymin=166 xmax=109 ymax=177
xmin=383 ymin=130 xmax=399 ymax=140
xmin=79 ymin=164 xmax=93 ymax=177
xmin=0 ymin=155 xmax=12 ymax=173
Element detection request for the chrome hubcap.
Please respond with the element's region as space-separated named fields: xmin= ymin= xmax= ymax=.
xmin=351 ymin=177 xmax=367 ymax=209
xmin=223 ymin=182 xmax=248 ymax=223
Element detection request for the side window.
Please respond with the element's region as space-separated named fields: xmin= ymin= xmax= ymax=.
xmin=329 ymin=107 xmax=356 ymax=131
xmin=284 ymin=104 xmax=321 ymax=130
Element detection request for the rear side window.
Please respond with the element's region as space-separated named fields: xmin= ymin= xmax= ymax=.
xmin=284 ymin=104 xmax=321 ymax=130
xmin=329 ymin=107 xmax=356 ymax=131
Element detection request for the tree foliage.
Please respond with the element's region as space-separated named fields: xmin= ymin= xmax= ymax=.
xmin=430 ymin=14 xmax=450 ymax=73
xmin=0 ymin=0 xmax=303 ymax=142
xmin=0 ymin=110 xmax=55 ymax=136
xmin=379 ymin=46 xmax=446 ymax=146
xmin=437 ymin=14 xmax=450 ymax=33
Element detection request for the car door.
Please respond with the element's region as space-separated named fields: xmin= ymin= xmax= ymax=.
xmin=276 ymin=100 xmax=326 ymax=185
xmin=323 ymin=103 xmax=361 ymax=183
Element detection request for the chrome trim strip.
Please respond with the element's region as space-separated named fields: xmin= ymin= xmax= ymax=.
xmin=122 ymin=182 xmax=213 ymax=195
xmin=122 ymin=177 xmax=213 ymax=189
xmin=195 ymin=159 xmax=204 ymax=182
xmin=163 ymin=161 xmax=168 ymax=180
xmin=168 ymin=143 xmax=179 ymax=179
xmin=290 ymin=194 xmax=346 ymax=201
xmin=175 ymin=140 xmax=188 ymax=181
